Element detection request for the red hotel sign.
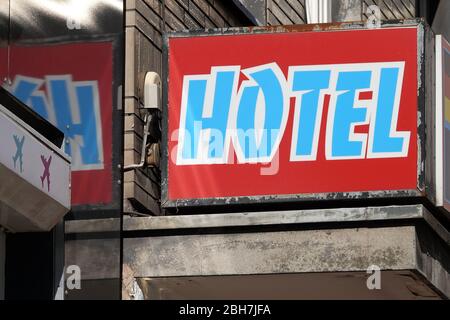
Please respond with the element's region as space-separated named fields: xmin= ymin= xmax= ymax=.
xmin=2 ymin=42 xmax=114 ymax=206
xmin=164 ymin=24 xmax=421 ymax=206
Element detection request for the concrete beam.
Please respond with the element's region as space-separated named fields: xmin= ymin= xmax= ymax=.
xmin=123 ymin=212 xmax=450 ymax=297
xmin=124 ymin=204 xmax=424 ymax=231
xmin=124 ymin=226 xmax=417 ymax=277
xmin=65 ymin=218 xmax=120 ymax=234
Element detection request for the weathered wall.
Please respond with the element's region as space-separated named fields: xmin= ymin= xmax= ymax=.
xmin=124 ymin=226 xmax=417 ymax=277
xmin=124 ymin=0 xmax=251 ymax=215
xmin=255 ymin=0 xmax=415 ymax=26
xmin=123 ymin=218 xmax=450 ymax=297
xmin=267 ymin=0 xmax=306 ymax=25
xmin=362 ymin=0 xmax=415 ymax=20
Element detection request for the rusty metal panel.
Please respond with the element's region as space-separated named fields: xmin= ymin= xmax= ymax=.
xmin=162 ymin=19 xmax=429 ymax=208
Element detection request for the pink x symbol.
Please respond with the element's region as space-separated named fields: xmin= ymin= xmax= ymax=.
xmin=40 ymin=155 xmax=52 ymax=191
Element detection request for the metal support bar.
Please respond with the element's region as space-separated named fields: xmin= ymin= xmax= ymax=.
xmin=124 ymin=113 xmax=150 ymax=172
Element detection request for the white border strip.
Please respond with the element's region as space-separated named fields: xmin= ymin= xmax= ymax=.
xmin=436 ymin=35 xmax=444 ymax=206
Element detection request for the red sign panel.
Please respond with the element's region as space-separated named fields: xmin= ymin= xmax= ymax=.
xmin=3 ymin=42 xmax=113 ymax=206
xmin=166 ymin=26 xmax=419 ymax=205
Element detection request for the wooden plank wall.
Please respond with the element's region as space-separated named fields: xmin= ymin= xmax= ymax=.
xmin=267 ymin=0 xmax=415 ymax=25
xmin=362 ymin=0 xmax=415 ymax=20
xmin=124 ymin=0 xmax=250 ymax=215
xmin=267 ymin=0 xmax=306 ymax=25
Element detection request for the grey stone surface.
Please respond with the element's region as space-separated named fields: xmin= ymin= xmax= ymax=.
xmin=123 ymin=208 xmax=450 ymax=297
xmin=65 ymin=218 xmax=120 ymax=234
xmin=124 ymin=226 xmax=417 ymax=277
xmin=65 ymin=239 xmax=120 ymax=280
xmin=332 ymin=0 xmax=362 ymax=22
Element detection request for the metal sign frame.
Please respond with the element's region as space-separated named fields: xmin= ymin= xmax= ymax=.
xmin=161 ymin=19 xmax=429 ymax=208
xmin=434 ymin=34 xmax=450 ymax=213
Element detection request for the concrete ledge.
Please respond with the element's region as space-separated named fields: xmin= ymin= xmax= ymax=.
xmin=124 ymin=226 xmax=417 ymax=277
xmin=123 ymin=220 xmax=450 ymax=297
xmin=65 ymin=218 xmax=120 ymax=234
xmin=123 ymin=204 xmax=424 ymax=231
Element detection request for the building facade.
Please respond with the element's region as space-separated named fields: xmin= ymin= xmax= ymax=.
xmin=0 ymin=0 xmax=449 ymax=300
